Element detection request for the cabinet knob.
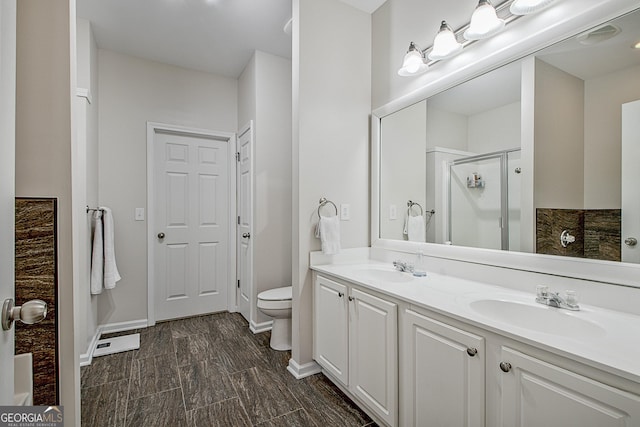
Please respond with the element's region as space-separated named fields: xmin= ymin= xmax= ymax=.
xmin=499 ymin=361 xmax=512 ymax=373
xmin=348 ymin=296 xmax=354 ymax=302
xmin=466 ymin=347 xmax=478 ymax=357
xmin=338 ymin=292 xmax=344 ymax=298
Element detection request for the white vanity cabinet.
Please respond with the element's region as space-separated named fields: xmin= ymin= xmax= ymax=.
xmin=498 ymin=346 xmax=640 ymax=427
xmin=313 ymin=274 xmax=398 ymax=427
xmin=401 ymin=307 xmax=485 ymax=427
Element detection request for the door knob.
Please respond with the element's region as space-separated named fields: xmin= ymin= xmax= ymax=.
xmin=2 ymin=299 xmax=48 ymax=331
xmin=157 ymin=232 xmax=165 ymax=239
xmin=625 ymin=237 xmax=637 ymax=247
xmin=242 ymin=232 xmax=251 ymax=239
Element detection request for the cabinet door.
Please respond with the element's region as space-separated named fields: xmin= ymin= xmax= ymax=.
xmin=500 ymin=347 xmax=640 ymax=427
xmin=402 ymin=309 xmax=485 ymax=427
xmin=350 ymin=288 xmax=398 ymax=427
xmin=313 ymin=275 xmax=349 ymax=386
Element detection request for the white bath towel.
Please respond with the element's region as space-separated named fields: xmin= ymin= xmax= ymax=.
xmin=101 ymin=207 xmax=122 ymax=289
xmin=405 ymin=214 xmax=425 ymax=242
xmin=90 ymin=210 xmax=104 ymax=295
xmin=318 ymin=215 xmax=341 ymax=255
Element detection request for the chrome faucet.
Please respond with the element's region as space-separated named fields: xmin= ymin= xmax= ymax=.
xmin=535 ymin=286 xmax=580 ymax=311
xmin=393 ymin=260 xmax=414 ymax=273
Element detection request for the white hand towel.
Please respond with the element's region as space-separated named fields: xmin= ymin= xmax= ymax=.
xmin=407 ymin=215 xmax=425 ymax=242
xmin=319 ymin=215 xmax=341 ymax=255
xmin=101 ymin=207 xmax=122 ymax=289
xmin=90 ymin=210 xmax=104 ymax=295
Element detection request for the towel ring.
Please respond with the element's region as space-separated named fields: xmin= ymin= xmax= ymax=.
xmin=317 ymin=197 xmax=338 ymax=219
xmin=407 ymin=200 xmax=423 ymax=217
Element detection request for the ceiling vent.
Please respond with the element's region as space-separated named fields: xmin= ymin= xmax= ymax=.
xmin=576 ymin=24 xmax=621 ymax=45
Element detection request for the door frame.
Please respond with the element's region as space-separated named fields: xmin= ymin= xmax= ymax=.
xmin=146 ymin=122 xmax=237 ymax=326
xmin=236 ymin=120 xmax=254 ymax=324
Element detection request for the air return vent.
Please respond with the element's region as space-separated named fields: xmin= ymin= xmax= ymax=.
xmin=576 ymin=24 xmax=621 ymax=45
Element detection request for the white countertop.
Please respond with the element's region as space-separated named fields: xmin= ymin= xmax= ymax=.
xmin=311 ymin=260 xmax=640 ymax=384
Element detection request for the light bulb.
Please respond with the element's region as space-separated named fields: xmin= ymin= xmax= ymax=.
xmin=398 ymin=42 xmax=428 ymax=76
xmin=510 ymin=0 xmax=555 ymax=15
xmin=428 ymin=21 xmax=462 ymax=61
xmin=464 ymin=0 xmax=505 ymax=40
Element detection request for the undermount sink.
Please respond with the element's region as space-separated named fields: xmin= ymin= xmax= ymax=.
xmin=469 ymin=299 xmax=606 ymax=337
xmin=352 ymin=268 xmax=414 ymax=283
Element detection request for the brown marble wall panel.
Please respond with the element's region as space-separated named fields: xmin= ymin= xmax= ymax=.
xmin=15 ymin=198 xmax=58 ymax=405
xmin=584 ymin=209 xmax=621 ymax=261
xmin=536 ymin=209 xmax=584 ymax=257
xmin=536 ymin=208 xmax=621 ymax=261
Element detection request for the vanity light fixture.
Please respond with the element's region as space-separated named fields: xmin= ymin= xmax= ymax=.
xmin=464 ymin=0 xmax=505 ymax=40
xmin=398 ymin=0 xmax=558 ymax=77
xmin=509 ymin=0 xmax=555 ymax=15
xmin=398 ymin=42 xmax=428 ymax=76
xmin=429 ymin=21 xmax=463 ymax=60
xmin=634 ymin=40 xmax=640 ymax=49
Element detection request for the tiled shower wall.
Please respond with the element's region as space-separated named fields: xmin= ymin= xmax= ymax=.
xmin=536 ymin=208 xmax=621 ymax=261
xmin=15 ymin=198 xmax=59 ymax=405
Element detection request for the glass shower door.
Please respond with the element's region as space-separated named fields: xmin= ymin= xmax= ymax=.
xmin=448 ymin=154 xmax=505 ymax=250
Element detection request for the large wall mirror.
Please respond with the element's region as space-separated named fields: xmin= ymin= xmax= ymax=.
xmin=377 ymin=7 xmax=640 ymax=269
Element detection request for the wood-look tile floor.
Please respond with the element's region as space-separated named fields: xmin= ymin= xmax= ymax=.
xmin=81 ymin=312 xmax=377 ymax=427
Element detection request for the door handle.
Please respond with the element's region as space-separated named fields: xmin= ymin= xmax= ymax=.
xmin=625 ymin=237 xmax=637 ymax=247
xmin=242 ymin=232 xmax=251 ymax=239
xmin=2 ymin=299 xmax=48 ymax=331
xmin=157 ymin=232 xmax=165 ymax=239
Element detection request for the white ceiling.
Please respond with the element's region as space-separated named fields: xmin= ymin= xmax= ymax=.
xmin=77 ymin=0 xmax=293 ymax=78
xmin=77 ymin=0 xmax=386 ymax=79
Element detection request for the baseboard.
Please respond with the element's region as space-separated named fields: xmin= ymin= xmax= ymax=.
xmin=287 ymin=358 xmax=322 ymax=379
xmin=79 ymin=319 xmax=148 ymax=366
xmin=99 ymin=318 xmax=148 ymax=335
xmin=79 ymin=326 xmax=103 ymax=367
xmin=249 ymin=319 xmax=273 ymax=334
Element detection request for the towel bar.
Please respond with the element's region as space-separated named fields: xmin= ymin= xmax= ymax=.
xmin=86 ymin=206 xmax=105 ymax=213
xmin=317 ymin=197 xmax=338 ymax=219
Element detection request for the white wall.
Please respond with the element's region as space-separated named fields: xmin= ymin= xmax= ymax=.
xmin=584 ymin=64 xmax=640 ymax=209
xmin=426 ymin=107 xmax=468 ymax=151
xmin=380 ymin=100 xmax=426 ymax=241
xmin=75 ymin=18 xmax=99 ymax=359
xmin=533 ymin=59 xmax=585 ymax=210
xmin=292 ymin=0 xmax=371 ymax=372
xmin=98 ymin=49 xmax=237 ymax=325
xmin=468 ymin=102 xmax=521 ymax=153
xmin=238 ymin=50 xmax=292 ymax=327
xmin=16 ymin=0 xmax=79 ymax=422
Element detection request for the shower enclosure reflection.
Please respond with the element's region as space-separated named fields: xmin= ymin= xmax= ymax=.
xmin=447 ymin=149 xmax=521 ymax=251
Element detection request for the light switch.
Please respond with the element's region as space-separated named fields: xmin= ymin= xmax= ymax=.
xmin=340 ymin=204 xmax=350 ymax=221
xmin=389 ymin=204 xmax=397 ymax=220
xmin=135 ymin=208 xmax=145 ymax=221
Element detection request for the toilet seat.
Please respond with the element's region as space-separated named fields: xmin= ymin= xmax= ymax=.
xmin=257 ymin=286 xmax=292 ymax=310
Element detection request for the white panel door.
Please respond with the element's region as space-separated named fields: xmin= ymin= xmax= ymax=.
xmin=154 ymin=130 xmax=229 ymax=320
xmin=0 ymin=0 xmax=16 ymax=404
xmin=500 ymin=347 xmax=640 ymax=427
xmin=349 ymin=288 xmax=397 ymax=427
xmin=313 ymin=275 xmax=349 ymax=386
xmin=622 ymin=100 xmax=640 ymax=263
xmin=236 ymin=122 xmax=253 ymax=323
xmin=402 ymin=309 xmax=485 ymax=427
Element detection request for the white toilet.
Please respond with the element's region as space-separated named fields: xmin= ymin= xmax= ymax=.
xmin=257 ymin=286 xmax=292 ymax=351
